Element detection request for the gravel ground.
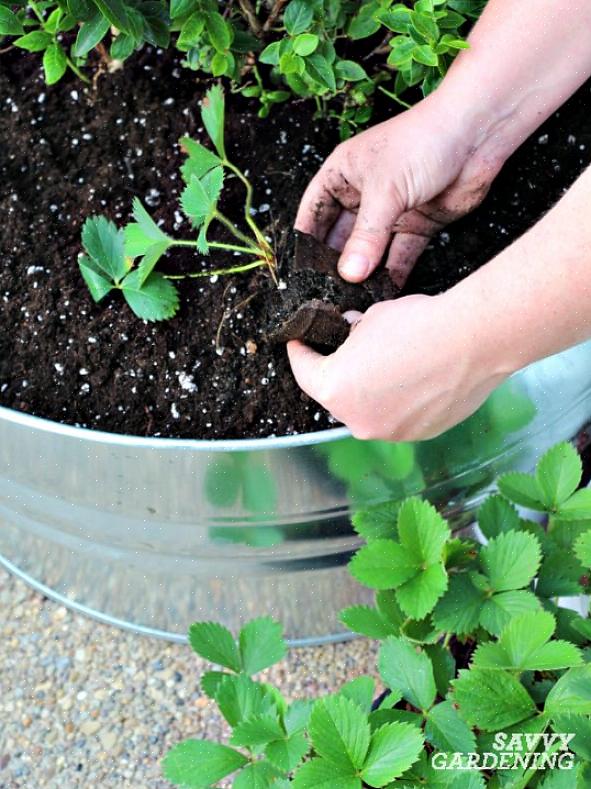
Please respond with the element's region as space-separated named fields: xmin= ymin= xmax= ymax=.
xmin=0 ymin=567 xmax=379 ymax=789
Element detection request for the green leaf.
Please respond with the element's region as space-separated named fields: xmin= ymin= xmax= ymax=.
xmin=266 ymin=732 xmax=309 ymax=771
xmin=0 ymin=6 xmax=24 ymax=35
xmin=305 ymin=53 xmax=336 ymax=91
xmin=477 ymin=495 xmax=520 ymax=540
xmin=79 ymin=255 xmax=114 ymax=301
xmin=575 ymin=529 xmax=591 ymax=568
xmin=378 ymin=637 xmax=436 ymax=711
xmin=425 ymin=643 xmax=455 ymax=698
xmin=497 ymin=472 xmax=544 ymax=510
xmin=188 ymin=621 xmax=242 ymax=672
xmin=232 ymin=761 xmax=281 ymax=789
xmin=123 ymin=270 xmax=178 ymax=322
xmin=293 ymin=32 xmax=318 ymax=56
xmin=557 ymin=486 xmax=591 ymax=520
xmin=259 ymin=40 xmax=281 ymax=65
xmin=170 ymin=0 xmax=196 ymax=19
xmin=284 ymin=0 xmax=314 ymax=35
xmin=424 ymin=700 xmax=476 ymax=754
xmin=536 ymin=442 xmax=582 ymax=507
xmin=480 ymin=530 xmax=541 ymax=592
xmin=396 ymin=561 xmax=448 ymax=620
xmin=200 ymin=670 xmax=227 ymax=698
xmin=552 ymin=713 xmax=591 ymax=759
xmin=537 ymin=548 xmax=585 ymax=597
xmin=205 ymin=11 xmax=232 ymax=52
xmin=397 ymin=498 xmax=450 ymax=565
xmin=284 ymin=700 xmax=313 ymax=735
xmin=110 ymin=32 xmax=135 ymax=60
xmin=123 ymin=198 xmax=173 ymax=260
xmin=451 ymin=668 xmax=536 ymax=731
xmin=293 ymin=759 xmax=361 ymax=789
xmin=348 ymin=4 xmax=380 ymax=39
xmin=201 ymin=84 xmax=226 ymax=158
xmin=180 ymin=168 xmax=223 ymax=226
xmin=82 ymin=216 xmax=127 ymax=282
xmin=230 ymin=714 xmax=284 ymax=747
xmin=179 ymin=136 xmax=222 ymax=182
xmin=13 ymin=30 xmax=52 ymax=52
xmin=352 ymin=501 xmax=399 ymax=541
xmin=432 ymin=573 xmax=484 ymax=635
xmin=43 ymin=42 xmax=67 ymax=85
xmin=239 ymin=617 xmax=286 ymax=675
xmin=361 ymin=722 xmax=424 ymax=787
xmin=177 ymin=12 xmax=205 ymax=49
xmin=73 ymin=11 xmax=110 ymax=57
xmin=412 ymin=43 xmax=438 ymax=67
xmin=92 ymin=0 xmax=130 ymax=32
xmin=309 ymin=695 xmax=370 ymax=772
xmin=472 ymin=611 xmax=582 ymax=671
xmin=216 ymin=674 xmax=274 ymax=727
xmin=349 ymin=539 xmax=415 ymax=590
xmin=388 ymin=35 xmax=415 ymax=66
xmin=339 ymin=605 xmax=398 ymax=639
xmin=339 ymin=676 xmax=375 ymax=714
xmin=479 ymin=589 xmax=541 ymax=637
xmin=335 ymin=60 xmax=369 ymax=82
xmin=545 ymin=664 xmax=591 ymax=716
xmin=162 ymin=739 xmax=248 ymax=787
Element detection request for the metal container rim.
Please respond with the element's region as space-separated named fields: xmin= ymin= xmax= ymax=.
xmin=0 ymin=404 xmax=351 ymax=451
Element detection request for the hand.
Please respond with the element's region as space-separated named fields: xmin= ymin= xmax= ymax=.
xmin=287 ymin=293 xmax=514 ymax=441
xmin=295 ymin=97 xmax=505 ymax=288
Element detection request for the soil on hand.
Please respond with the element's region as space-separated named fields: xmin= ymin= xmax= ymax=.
xmin=1 ymin=50 xmax=590 ymax=439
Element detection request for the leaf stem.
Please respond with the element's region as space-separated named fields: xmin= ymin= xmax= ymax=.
xmin=378 ymin=86 xmax=412 ymax=110
xmin=164 ymin=260 xmax=267 ymax=280
xmin=172 ymin=238 xmax=260 ymax=256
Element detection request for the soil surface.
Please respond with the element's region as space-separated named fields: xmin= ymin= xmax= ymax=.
xmin=1 ymin=50 xmax=590 ymax=439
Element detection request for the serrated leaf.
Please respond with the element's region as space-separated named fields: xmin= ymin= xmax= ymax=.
xmin=425 ymin=643 xmax=455 ymax=698
xmin=339 ymin=676 xmax=375 ymax=714
xmin=201 ymin=84 xmax=226 ymax=158
xmin=230 ymin=714 xmax=284 ymax=747
xmin=43 ymin=42 xmax=67 ymax=85
xmin=349 ymin=539 xmax=416 ymax=590
xmin=497 ymin=472 xmax=545 ymax=510
xmin=397 ymin=498 xmax=450 ymax=565
xmin=379 ymin=637 xmax=436 ymax=711
xmin=472 ymin=611 xmax=582 ymax=671
xmin=284 ymin=700 xmax=313 ymax=735
xmin=361 ymin=722 xmax=424 ymax=787
xmin=232 ymin=761 xmax=281 ymax=789
xmin=200 ymin=670 xmax=227 ymax=698
xmin=552 ymin=713 xmax=591 ymax=759
xmin=479 ymin=589 xmax=541 ymax=637
xmin=13 ymin=30 xmax=52 ymax=51
xmin=266 ymin=731 xmax=309 ymax=771
xmin=452 ymin=668 xmax=536 ymax=731
xmin=396 ymin=561 xmax=448 ymax=619
xmin=216 ymin=674 xmax=275 ymax=728
xmin=187 ymin=621 xmax=242 ymax=671
xmin=351 ymin=501 xmax=399 ymax=541
xmin=477 ymin=495 xmax=520 ymax=540
xmin=122 ymin=271 xmax=178 ymax=321
xmin=162 ymin=739 xmax=248 ymax=787
xmin=239 ymin=617 xmax=286 ymax=675
xmin=134 ymin=242 xmax=169 ymax=286
xmin=293 ymin=758 xmax=361 ymax=789
xmin=179 ymin=136 xmax=222 ymax=182
xmin=0 ymin=6 xmax=24 ymax=35
xmin=425 ymin=700 xmax=476 ymax=754
xmin=180 ymin=168 xmax=224 ymax=226
xmin=73 ymin=11 xmax=110 ymax=57
xmin=339 ymin=606 xmax=398 ymax=639
xmin=545 ymin=664 xmax=591 ymax=716
xmin=432 ymin=573 xmax=484 ymax=635
xmin=79 ymin=255 xmax=114 ymax=302
xmin=536 ymin=442 xmax=582 ymax=508
xmin=556 ymin=486 xmax=591 ymax=520
xmin=309 ymin=695 xmax=370 ymax=772
xmin=480 ymin=530 xmax=541 ymax=592
xmin=575 ymin=529 xmax=591 ymax=568
xmin=82 ymin=216 xmax=127 ymax=282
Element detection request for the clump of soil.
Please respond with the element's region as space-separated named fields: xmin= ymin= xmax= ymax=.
xmin=0 ymin=49 xmax=590 ymax=439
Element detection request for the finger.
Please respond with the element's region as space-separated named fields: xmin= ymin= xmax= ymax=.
xmin=326 ymin=209 xmax=356 ymax=252
xmin=342 ymin=310 xmax=363 ymax=324
xmin=294 ymin=173 xmax=342 ymax=241
xmin=338 ymin=187 xmax=402 ymax=283
xmin=386 ymin=232 xmax=431 ymax=289
xmin=286 ymin=340 xmax=330 ymax=402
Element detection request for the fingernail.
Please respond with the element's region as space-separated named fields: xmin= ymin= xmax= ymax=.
xmin=338 ymin=253 xmax=370 ymax=281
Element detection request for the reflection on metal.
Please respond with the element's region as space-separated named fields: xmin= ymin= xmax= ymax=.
xmin=1 ymin=340 xmax=591 ymax=644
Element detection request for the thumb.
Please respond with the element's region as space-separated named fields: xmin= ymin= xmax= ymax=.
xmin=337 ymin=187 xmax=402 ymax=283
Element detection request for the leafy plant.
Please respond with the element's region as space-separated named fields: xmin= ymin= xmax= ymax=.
xmin=79 ymin=85 xmax=276 ymax=321
xmin=163 ymin=440 xmax=591 ymax=786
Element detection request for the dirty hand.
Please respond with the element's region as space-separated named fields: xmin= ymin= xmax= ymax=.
xmin=287 ymin=292 xmax=512 ymax=441
xmin=295 ymin=96 xmax=503 ymax=288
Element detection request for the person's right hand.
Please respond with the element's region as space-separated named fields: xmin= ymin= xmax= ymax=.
xmin=295 ymin=94 xmax=506 ymax=288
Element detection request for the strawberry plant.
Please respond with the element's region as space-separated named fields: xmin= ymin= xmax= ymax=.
xmin=79 ymin=85 xmax=276 ymax=321
xmin=162 ymin=441 xmax=591 ymax=787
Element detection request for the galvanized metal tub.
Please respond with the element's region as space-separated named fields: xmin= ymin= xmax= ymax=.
xmin=1 ymin=339 xmax=591 ymax=645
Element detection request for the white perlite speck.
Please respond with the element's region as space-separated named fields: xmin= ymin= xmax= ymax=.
xmin=177 ymin=372 xmax=197 ymax=393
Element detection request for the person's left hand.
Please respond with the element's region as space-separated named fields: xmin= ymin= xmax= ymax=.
xmin=287 ymin=292 xmax=513 ymax=441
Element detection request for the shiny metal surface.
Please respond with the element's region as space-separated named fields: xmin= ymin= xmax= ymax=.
xmin=1 ymin=339 xmax=591 ymax=644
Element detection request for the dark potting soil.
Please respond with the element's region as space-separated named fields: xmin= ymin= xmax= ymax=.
xmin=1 ymin=50 xmax=590 ymax=439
